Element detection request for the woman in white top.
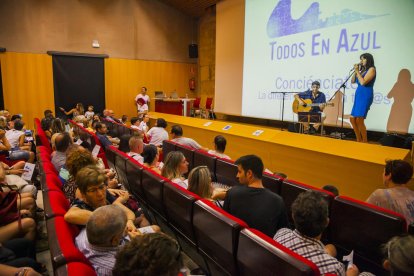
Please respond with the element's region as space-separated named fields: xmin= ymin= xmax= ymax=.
xmin=147 ymin=118 xmax=169 ymax=147
xmin=161 ymin=151 xmax=188 ymax=189
xmin=208 ymin=135 xmax=231 ymax=160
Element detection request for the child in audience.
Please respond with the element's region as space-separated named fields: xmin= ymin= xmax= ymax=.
xmin=84 ymin=105 xmax=95 ymax=120
xmin=161 ymin=151 xmax=188 ymax=189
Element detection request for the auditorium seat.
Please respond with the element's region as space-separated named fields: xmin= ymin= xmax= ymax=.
xmin=262 ymin=172 xmax=283 ymax=195
xmin=329 ymin=196 xmax=407 ymax=275
xmin=114 ymin=149 xmax=131 ymax=191
xmin=193 ymin=150 xmax=217 ymax=181
xmin=125 ymin=159 xmax=145 ymax=202
xmin=44 ymin=173 xmax=63 ymax=192
xmin=193 ymin=199 xmax=248 ymax=275
xmin=55 ymin=262 xmax=96 ymax=276
xmin=237 ymin=228 xmax=320 ymax=276
xmin=175 ymin=143 xmax=195 ymax=173
xmin=215 ymin=158 xmax=239 ymax=187
xmin=46 ymin=217 xmax=85 ymax=269
xmin=104 ymin=145 xmax=117 ymax=171
xmin=163 ymin=181 xmax=200 ymax=244
xmin=162 ymin=181 xmax=208 ymax=270
xmin=44 ymin=191 xmax=70 ymax=219
xmin=162 ymin=140 xmax=177 ymax=161
xmin=280 ymin=179 xmax=335 ymax=225
xmin=408 ymin=222 xmax=414 ymax=235
xmin=140 ymin=168 xmax=170 ymax=229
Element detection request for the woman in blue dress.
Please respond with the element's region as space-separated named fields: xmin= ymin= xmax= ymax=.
xmin=350 ymin=53 xmax=376 ymax=143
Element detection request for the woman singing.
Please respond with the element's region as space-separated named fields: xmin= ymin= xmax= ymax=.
xmin=350 ymin=53 xmax=376 ymax=143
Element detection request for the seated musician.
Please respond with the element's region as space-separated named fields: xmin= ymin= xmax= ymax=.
xmin=294 ymin=81 xmax=326 ymax=134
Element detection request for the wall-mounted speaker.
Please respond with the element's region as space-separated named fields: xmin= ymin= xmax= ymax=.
xmin=189 ymin=44 xmax=198 ymax=58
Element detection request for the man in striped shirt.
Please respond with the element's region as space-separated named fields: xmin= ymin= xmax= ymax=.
xmin=75 ymin=205 xmax=132 ymax=276
xmin=274 ymin=191 xmax=365 ymax=276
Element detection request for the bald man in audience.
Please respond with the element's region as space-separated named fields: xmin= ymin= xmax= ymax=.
xmin=76 ymin=205 xmax=137 ymax=276
xmin=127 ymin=135 xmax=144 ymax=163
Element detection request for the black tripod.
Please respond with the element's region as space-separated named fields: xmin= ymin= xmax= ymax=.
xmin=328 ymin=70 xmax=355 ymax=139
xmin=270 ymin=91 xmax=297 ymax=130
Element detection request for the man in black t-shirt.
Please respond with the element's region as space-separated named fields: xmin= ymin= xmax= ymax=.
xmin=223 ymin=155 xmax=288 ymax=237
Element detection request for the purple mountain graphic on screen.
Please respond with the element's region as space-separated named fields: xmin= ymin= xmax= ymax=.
xmin=267 ymin=0 xmax=387 ymax=38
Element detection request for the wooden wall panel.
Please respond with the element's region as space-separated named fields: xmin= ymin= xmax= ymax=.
xmin=0 ymin=52 xmax=54 ymax=130
xmin=105 ymin=58 xmax=194 ymax=118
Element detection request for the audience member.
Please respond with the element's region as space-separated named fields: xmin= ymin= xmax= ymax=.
xmin=130 ymin=117 xmax=140 ymax=131
xmin=51 ymin=132 xmax=72 ymax=172
xmin=223 ymin=155 xmax=288 ymax=237
xmin=120 ymin=115 xmax=128 ymax=125
xmin=113 ymin=233 xmax=183 ymax=276
xmin=274 ymin=190 xmax=368 ymax=276
xmin=0 ymin=238 xmax=43 ymax=273
xmin=382 ymin=235 xmax=414 ymax=275
xmin=50 ymin=118 xmax=68 ymax=149
xmin=366 ymin=159 xmax=414 ymax=225
xmin=147 ymin=118 xmax=168 ymax=147
xmin=118 ymin=134 xmax=132 ymax=153
xmin=188 ymin=166 xmax=227 ymax=205
xmin=142 ymin=144 xmax=161 ymax=174
xmin=170 ymin=125 xmax=205 ymax=150
xmin=95 ymin=122 xmax=119 ymax=148
xmin=161 ymin=151 xmax=189 ymax=189
xmin=127 ymin=135 xmax=144 ymax=163
xmin=64 ymin=166 xmax=157 ymax=234
xmin=61 ymin=146 xmax=97 ymax=202
xmin=40 ymin=118 xmax=52 ymax=139
xmin=76 ymin=205 xmax=135 ymax=276
xmin=43 ymin=109 xmax=54 ymax=120
xmin=138 ymin=114 xmax=150 ymax=133
xmin=85 ymin=105 xmax=95 ymax=120
xmin=6 ymin=120 xmax=35 ymax=163
xmin=0 ymin=127 xmax=11 ymax=151
xmin=1 ymin=161 xmax=37 ymax=198
xmin=208 ymin=135 xmax=230 ymax=159
xmin=59 ymin=103 xmax=84 ymax=118
xmin=322 ymin=185 xmax=339 ymax=197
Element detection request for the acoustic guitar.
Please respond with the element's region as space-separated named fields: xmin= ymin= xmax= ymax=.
xmin=292 ymin=99 xmax=334 ymax=113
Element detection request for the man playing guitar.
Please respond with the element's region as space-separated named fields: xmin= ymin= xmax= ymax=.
xmin=294 ymin=81 xmax=326 ymax=134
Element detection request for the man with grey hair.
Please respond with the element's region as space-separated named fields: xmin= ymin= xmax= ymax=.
xmin=127 ymin=135 xmax=144 ymax=163
xmin=75 ymin=205 xmax=136 ymax=276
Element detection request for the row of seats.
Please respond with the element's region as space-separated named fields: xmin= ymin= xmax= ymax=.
xmin=38 ymin=145 xmax=96 ymax=276
xmin=162 ymin=140 xmax=409 ymax=275
xmin=35 ymin=119 xmax=107 ymax=276
xmin=99 ymin=115 xmax=412 ymax=275
xmin=105 ymin=145 xmax=323 ymax=275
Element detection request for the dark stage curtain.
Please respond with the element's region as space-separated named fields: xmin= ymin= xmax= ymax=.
xmin=51 ymin=53 xmax=106 ymax=119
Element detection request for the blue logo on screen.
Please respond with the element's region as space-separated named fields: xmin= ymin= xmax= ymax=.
xmin=267 ymin=0 xmax=387 ymax=38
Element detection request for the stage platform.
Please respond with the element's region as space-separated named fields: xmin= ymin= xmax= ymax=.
xmin=150 ymin=112 xmax=412 ymax=201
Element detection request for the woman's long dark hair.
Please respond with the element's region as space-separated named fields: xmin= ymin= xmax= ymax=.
xmin=360 ymin=53 xmax=375 ymax=69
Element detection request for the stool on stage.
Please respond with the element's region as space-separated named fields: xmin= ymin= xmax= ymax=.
xmin=298 ymin=112 xmax=323 ymax=135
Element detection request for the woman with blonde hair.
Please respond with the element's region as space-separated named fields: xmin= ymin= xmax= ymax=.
xmin=188 ymin=166 xmax=227 ymax=205
xmin=161 ymin=151 xmax=188 ymax=189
